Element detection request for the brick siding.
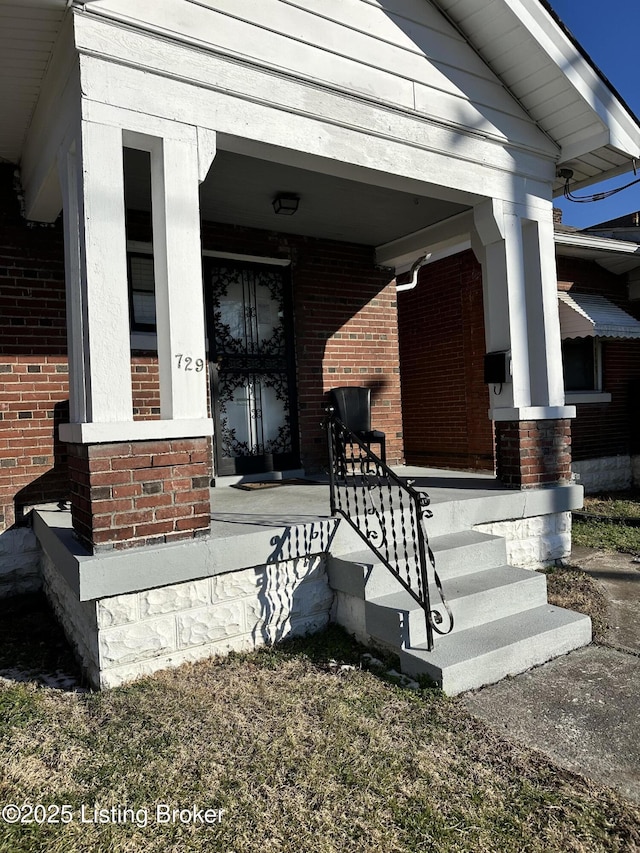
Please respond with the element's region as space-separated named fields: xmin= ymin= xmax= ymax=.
xmin=66 ymin=438 xmax=212 ymax=551
xmin=397 ymin=250 xmax=494 ymax=471
xmin=495 ymin=420 xmax=572 ymax=488
xmin=0 ymin=165 xmax=69 ymax=528
xmin=131 ymin=355 xmax=160 ymax=419
xmin=557 ymin=256 xmax=640 ymax=462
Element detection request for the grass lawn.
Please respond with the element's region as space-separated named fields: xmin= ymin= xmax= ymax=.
xmin=573 ymin=491 xmax=640 ymax=554
xmin=1 ymin=595 xmax=638 ymax=853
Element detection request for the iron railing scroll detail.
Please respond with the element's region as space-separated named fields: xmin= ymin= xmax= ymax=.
xmin=325 ymin=406 xmax=453 ymax=652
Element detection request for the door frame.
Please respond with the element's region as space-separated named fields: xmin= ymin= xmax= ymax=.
xmin=203 ymin=255 xmax=300 ymax=477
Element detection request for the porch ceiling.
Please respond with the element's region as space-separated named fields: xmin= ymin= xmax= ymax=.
xmin=125 ymin=148 xmax=469 ymax=248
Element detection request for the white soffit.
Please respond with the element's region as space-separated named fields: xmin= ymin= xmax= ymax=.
xmin=0 ymin=0 xmax=68 ymax=164
xmin=558 ymin=292 xmax=640 ymax=340
xmin=433 ymin=0 xmax=640 ymax=192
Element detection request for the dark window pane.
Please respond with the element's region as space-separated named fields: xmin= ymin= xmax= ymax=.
xmin=562 ymin=337 xmax=595 ymax=391
xmin=128 ymin=254 xmax=156 ymax=331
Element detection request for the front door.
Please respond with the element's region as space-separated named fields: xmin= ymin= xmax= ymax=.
xmin=204 ymin=259 xmax=299 ymax=476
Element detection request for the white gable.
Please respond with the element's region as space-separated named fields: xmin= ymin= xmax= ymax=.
xmin=77 ymin=0 xmax=557 ymax=158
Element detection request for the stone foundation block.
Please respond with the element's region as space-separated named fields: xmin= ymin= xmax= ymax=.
xmin=96 ymin=595 xmax=140 ymax=628
xmin=573 ymin=456 xmax=632 ymax=494
xmin=40 ymin=550 xmax=334 ymax=689
xmin=474 ymin=512 xmax=571 ymax=568
xmin=177 ymin=602 xmax=245 ymax=648
xmin=139 ymin=579 xmax=210 ymax=617
xmin=99 ymin=618 xmax=177 ymax=667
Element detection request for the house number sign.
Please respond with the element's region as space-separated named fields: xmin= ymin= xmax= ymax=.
xmin=174 ymin=354 xmax=205 ymax=372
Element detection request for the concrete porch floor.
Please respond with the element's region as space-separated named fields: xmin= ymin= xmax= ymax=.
xmin=210 ymin=466 xmax=582 ymax=541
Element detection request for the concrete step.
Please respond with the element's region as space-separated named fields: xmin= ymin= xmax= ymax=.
xmin=428 ymin=530 xmax=508 ymax=579
xmin=326 ymin=550 xmax=402 ymax=599
xmin=366 ymin=564 xmax=548 ymax=647
xmin=328 ymin=529 xmax=508 ymax=603
xmin=399 ymin=605 xmax=592 ymax=696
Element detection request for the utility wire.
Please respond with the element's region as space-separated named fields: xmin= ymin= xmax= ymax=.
xmin=562 ymin=162 xmax=640 ymax=203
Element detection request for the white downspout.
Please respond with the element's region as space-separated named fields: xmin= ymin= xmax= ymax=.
xmin=395 ymin=254 xmax=428 ymax=292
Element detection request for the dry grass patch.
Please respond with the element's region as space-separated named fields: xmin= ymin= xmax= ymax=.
xmin=1 ymin=627 xmax=639 ymax=853
xmin=543 ymin=566 xmax=609 ymax=644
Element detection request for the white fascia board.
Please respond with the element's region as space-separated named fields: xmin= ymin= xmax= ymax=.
xmin=554 ymin=230 xmax=640 ymax=258
xmin=376 ymin=210 xmax=474 ymax=269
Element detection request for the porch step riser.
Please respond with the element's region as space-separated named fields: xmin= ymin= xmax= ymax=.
xmin=327 ymin=531 xmax=508 ymax=600
xmin=328 ymin=517 xmax=592 ymax=696
xmin=399 ymin=607 xmax=592 ymax=695
xmin=429 ymin=532 xmax=508 ymax=579
xmin=327 ymin=554 xmax=399 ymax=600
xmin=366 ymin=569 xmax=548 ymax=647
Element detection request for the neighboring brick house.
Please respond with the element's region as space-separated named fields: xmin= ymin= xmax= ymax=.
xmin=2 ymin=0 xmax=640 ymax=687
xmin=398 ymin=221 xmax=640 ymax=493
xmin=558 ymin=217 xmax=640 ymax=491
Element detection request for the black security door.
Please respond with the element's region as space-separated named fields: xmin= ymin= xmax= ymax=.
xmin=204 ymin=259 xmax=299 ymax=476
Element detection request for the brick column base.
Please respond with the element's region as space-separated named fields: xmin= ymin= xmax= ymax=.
xmin=495 ymin=420 xmax=571 ymax=489
xmin=67 ymin=438 xmax=212 ymax=552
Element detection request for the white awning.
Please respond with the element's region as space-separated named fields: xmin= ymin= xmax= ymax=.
xmin=558 ymin=292 xmax=640 ymax=340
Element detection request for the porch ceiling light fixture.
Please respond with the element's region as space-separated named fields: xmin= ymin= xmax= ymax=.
xmin=272 ymin=194 xmax=300 ymax=215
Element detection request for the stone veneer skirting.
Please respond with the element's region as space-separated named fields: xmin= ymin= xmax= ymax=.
xmin=473 ymin=512 xmax=571 ymax=569
xmin=573 ymin=455 xmax=637 ymax=494
xmin=42 ymin=551 xmax=333 ymax=688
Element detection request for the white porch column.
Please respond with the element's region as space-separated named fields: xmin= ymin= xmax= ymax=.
xmin=123 ymin=129 xmax=216 ymax=421
xmin=473 ymin=198 xmax=575 ymax=422
xmin=58 ymin=138 xmax=86 ymax=424
xmin=59 ymin=114 xmax=216 ymax=444
xmin=58 ymin=120 xmax=133 ymax=429
xmin=522 ymin=214 xmax=567 ymax=408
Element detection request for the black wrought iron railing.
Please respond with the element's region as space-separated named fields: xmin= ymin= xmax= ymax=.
xmin=325 ymin=407 xmax=453 ymax=651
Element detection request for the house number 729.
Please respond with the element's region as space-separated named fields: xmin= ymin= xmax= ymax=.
xmin=174 ymin=354 xmax=205 ymax=372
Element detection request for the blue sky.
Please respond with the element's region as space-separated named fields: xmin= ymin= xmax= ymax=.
xmin=545 ymin=0 xmax=640 ymax=229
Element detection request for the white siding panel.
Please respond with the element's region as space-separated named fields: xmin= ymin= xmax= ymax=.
xmin=88 ymin=0 xmax=415 ymax=110
xmin=413 ymin=83 xmax=545 ymax=146
xmin=79 ymin=0 xmax=553 ymax=154
xmin=283 ymin=0 xmax=498 ymax=83
xmin=80 ymin=54 xmax=556 ymax=199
